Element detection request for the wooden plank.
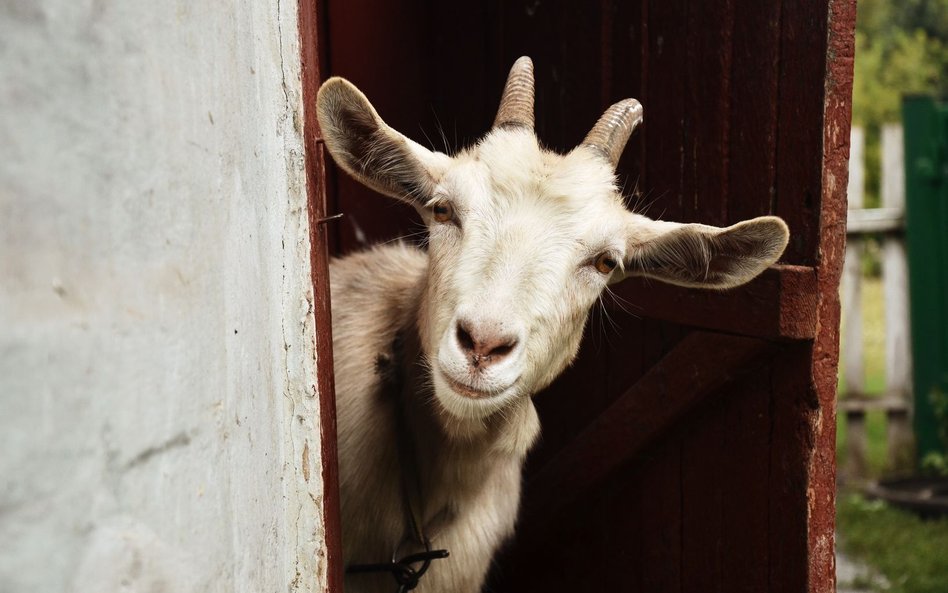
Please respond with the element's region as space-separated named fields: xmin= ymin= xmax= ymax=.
xmin=682 ymin=394 xmax=726 ymax=593
xmin=524 ymin=331 xmax=772 ymax=522
xmin=881 ymin=124 xmax=911 ymax=390
xmin=842 ymin=127 xmax=865 ymax=398
xmin=639 ymin=442 xmax=683 ymax=593
xmin=838 ymin=397 xmax=909 ymax=412
xmin=598 ymin=466 xmax=645 ymax=592
xmin=843 ymin=408 xmax=868 ymax=481
xmin=846 ymin=207 xmax=905 ymax=234
xmin=643 ymin=0 xmax=688 ymax=223
xmin=609 ymin=264 xmax=819 ymax=340
xmin=775 ymin=0 xmax=830 ymax=266
xmin=696 ymin=11 xmax=786 ymax=580
xmin=681 ymin=0 xmax=733 ymax=227
xmin=848 ymin=127 xmax=865 ymax=210
xmin=840 ymin=122 xmax=864 ymax=492
xmin=727 ymin=0 xmax=782 ymax=224
xmin=499 ymin=445 xmax=650 ymax=592
xmin=887 ymin=407 xmax=913 ymax=471
xmin=679 ymin=365 xmax=774 ymax=593
xmin=881 ymin=123 xmax=914 ymax=471
xmin=769 ymin=344 xmax=814 ymax=593
xmin=603 ymin=0 xmax=645 ymax=205
xmin=720 ymin=367 xmax=772 ymax=593
xmin=496 ymin=1 xmax=603 ymax=152
xmin=808 ymin=2 xmax=856 ymax=591
xmin=881 ymin=124 xmax=904 ymax=211
xmin=426 ymin=4 xmax=496 ymax=149
xmin=843 ymin=121 xmax=867 ymax=486
xmin=299 ymin=0 xmax=343 ymax=589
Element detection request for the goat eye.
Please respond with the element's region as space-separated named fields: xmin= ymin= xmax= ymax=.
xmin=432 ymin=202 xmax=454 ymax=223
xmin=594 ymin=253 xmax=618 ymax=274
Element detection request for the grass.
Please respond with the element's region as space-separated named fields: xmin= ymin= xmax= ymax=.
xmin=837 ymin=494 xmax=948 ymax=593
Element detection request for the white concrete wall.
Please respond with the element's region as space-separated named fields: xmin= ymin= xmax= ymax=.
xmin=0 ymin=1 xmax=330 ymax=592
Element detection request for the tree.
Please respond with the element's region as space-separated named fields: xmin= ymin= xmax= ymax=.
xmin=852 ymin=0 xmax=947 ymax=207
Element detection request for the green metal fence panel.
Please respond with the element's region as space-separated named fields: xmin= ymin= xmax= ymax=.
xmin=902 ymin=96 xmax=948 ymax=465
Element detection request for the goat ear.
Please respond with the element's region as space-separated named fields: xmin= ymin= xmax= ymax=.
xmin=616 ymin=214 xmax=790 ymax=289
xmin=316 ymin=78 xmax=446 ymax=206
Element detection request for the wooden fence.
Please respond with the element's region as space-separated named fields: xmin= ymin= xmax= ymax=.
xmin=840 ymin=124 xmax=914 ymax=482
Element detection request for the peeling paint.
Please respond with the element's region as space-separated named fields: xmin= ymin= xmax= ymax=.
xmin=302 ymin=441 xmax=311 ymax=483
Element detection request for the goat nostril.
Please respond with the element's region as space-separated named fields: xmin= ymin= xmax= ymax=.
xmin=456 ymin=323 xmax=475 ymax=353
xmin=488 ymin=341 xmax=516 ymax=359
xmin=455 ymin=319 xmax=519 ymax=365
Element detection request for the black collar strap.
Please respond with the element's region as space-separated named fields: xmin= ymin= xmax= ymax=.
xmin=346 ymin=330 xmax=450 ymax=592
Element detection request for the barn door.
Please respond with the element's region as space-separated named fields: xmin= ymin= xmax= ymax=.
xmin=318 ymin=1 xmax=855 ymax=591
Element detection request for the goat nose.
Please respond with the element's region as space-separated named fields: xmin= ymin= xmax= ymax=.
xmin=455 ymin=320 xmax=519 ymax=369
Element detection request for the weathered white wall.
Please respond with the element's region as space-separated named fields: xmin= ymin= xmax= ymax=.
xmin=0 ymin=1 xmax=329 ymax=592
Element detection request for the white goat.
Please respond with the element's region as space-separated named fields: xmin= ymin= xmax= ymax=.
xmin=317 ymin=57 xmax=789 ymax=593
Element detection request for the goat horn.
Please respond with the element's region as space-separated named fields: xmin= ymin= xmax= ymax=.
xmin=582 ymin=99 xmax=644 ymax=168
xmin=493 ymin=56 xmax=535 ymax=130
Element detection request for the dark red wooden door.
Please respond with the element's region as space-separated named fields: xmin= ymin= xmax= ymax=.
xmin=316 ymin=1 xmax=855 ymax=591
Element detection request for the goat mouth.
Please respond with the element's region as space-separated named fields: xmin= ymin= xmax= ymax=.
xmin=439 ymin=371 xmax=504 ymax=400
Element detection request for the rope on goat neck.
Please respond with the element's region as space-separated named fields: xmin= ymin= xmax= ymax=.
xmin=346 ymin=330 xmax=450 ymax=592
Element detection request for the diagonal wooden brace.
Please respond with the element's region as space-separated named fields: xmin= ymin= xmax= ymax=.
xmin=524 ymin=331 xmax=775 ymax=523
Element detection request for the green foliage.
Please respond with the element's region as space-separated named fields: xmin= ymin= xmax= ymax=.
xmin=932 ymin=387 xmax=948 ymax=445
xmin=921 ymin=451 xmax=948 ymax=476
xmin=895 ymin=0 xmax=948 ymax=43
xmin=853 ymin=29 xmax=944 ymax=129
xmin=852 ymin=0 xmax=948 ymax=207
xmin=921 ymin=388 xmax=948 ymax=476
xmin=838 ymin=493 xmax=948 ymax=593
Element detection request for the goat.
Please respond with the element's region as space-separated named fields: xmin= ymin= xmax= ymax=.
xmin=317 ymin=56 xmax=789 ymax=593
